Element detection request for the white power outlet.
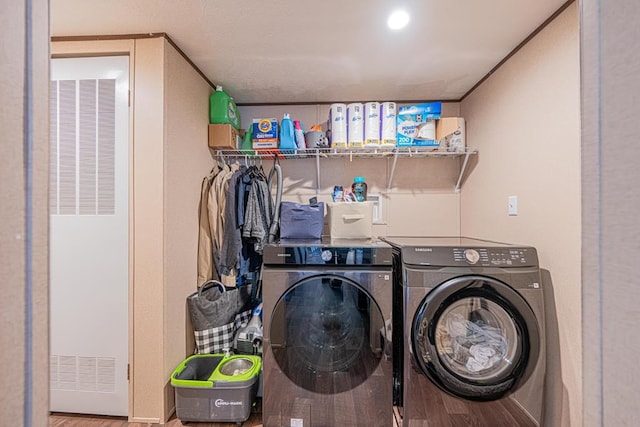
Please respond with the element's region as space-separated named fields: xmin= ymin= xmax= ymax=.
xmin=508 ymin=195 xmax=518 ymax=216
xmin=367 ymin=193 xmax=385 ymax=224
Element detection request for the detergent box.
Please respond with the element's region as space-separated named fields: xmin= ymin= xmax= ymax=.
xmin=396 ymin=102 xmax=442 ymax=147
xmin=252 ymin=118 xmax=278 ymax=149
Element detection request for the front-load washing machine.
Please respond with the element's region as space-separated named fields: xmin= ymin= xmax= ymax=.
xmin=381 ymin=237 xmax=546 ymax=427
xmin=261 ymin=238 xmax=394 ymax=427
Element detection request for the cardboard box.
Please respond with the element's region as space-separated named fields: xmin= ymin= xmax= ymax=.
xmin=328 ymin=201 xmax=373 ymax=239
xmin=252 ymin=118 xmax=279 ymax=149
xmin=436 ymin=117 xmax=466 ymax=152
xmin=396 ymin=102 xmax=442 ymax=147
xmin=208 ymin=124 xmax=241 ymax=149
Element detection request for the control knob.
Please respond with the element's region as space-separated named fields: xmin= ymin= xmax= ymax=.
xmin=464 ymin=249 xmax=480 ymax=264
xmin=321 ymin=250 xmax=333 ymax=262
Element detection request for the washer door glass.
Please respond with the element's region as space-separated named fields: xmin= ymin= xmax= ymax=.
xmin=433 ymin=297 xmax=519 ymax=382
xmin=270 ymin=275 xmax=385 ymax=394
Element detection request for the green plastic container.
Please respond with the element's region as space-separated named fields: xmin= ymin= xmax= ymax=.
xmin=171 ymin=354 xmax=261 ymax=423
xmin=210 ymin=86 xmax=240 ymax=129
xmin=241 ymin=124 xmax=253 ymax=150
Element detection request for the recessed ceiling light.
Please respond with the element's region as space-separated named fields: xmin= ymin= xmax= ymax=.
xmin=387 ymin=10 xmax=410 ymax=30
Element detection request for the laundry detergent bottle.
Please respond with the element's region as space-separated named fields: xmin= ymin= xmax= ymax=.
xmin=294 ymin=120 xmax=306 ymax=149
xmin=241 ymin=124 xmax=253 ymax=150
xmin=209 ymin=86 xmax=240 ymax=129
xmin=279 ymin=113 xmax=296 ymax=149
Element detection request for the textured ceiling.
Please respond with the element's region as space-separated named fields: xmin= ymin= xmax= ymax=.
xmin=51 ymin=0 xmax=568 ymax=104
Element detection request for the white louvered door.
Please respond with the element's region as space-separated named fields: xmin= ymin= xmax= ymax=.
xmin=50 ymin=56 xmax=129 ymax=416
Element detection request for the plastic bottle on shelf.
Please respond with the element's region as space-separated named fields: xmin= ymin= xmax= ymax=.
xmin=332 ymin=185 xmax=344 ymax=202
xmin=352 ymin=176 xmax=368 ymax=202
xmin=241 ymin=125 xmax=253 ymax=150
xmin=294 ymin=120 xmax=306 ymax=149
xmin=209 ymin=86 xmax=240 ymax=129
xmin=279 ymin=113 xmax=296 ymax=150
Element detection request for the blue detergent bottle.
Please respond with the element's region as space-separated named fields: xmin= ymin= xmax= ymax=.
xmin=279 ymin=113 xmax=296 ymax=150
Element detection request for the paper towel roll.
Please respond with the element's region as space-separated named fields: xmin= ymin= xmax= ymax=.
xmin=364 ymin=102 xmax=380 ymax=146
xmin=380 ymin=102 xmax=397 ymax=146
xmin=329 ymin=103 xmax=347 ymax=148
xmin=347 ymin=103 xmax=364 ymax=147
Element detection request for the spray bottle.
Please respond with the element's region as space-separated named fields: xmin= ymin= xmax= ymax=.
xmin=294 ymin=120 xmax=306 ymax=149
xmin=279 ymin=113 xmax=296 ymax=150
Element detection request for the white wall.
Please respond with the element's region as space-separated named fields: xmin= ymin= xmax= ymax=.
xmin=460 ymin=4 xmax=580 ymax=426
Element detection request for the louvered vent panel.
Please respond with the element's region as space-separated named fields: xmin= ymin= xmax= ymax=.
xmin=58 ymin=80 xmax=76 ymax=215
xmin=50 ymin=355 xmax=59 ymax=390
xmin=58 ymin=355 xmax=77 ymax=391
xmin=97 ymin=357 xmax=116 ymax=393
xmin=49 ymin=78 xmax=117 ymax=216
xmin=79 ymin=80 xmax=97 ymax=215
xmin=98 ymin=79 xmax=116 ymax=215
xmin=78 ymin=356 xmax=97 ymax=392
xmin=49 ymin=82 xmax=58 ymax=215
xmin=50 ymin=355 xmax=116 ymax=393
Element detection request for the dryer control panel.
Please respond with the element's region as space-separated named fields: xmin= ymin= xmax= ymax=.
xmin=401 ymin=245 xmax=538 ymax=268
xmin=452 ymin=247 xmax=535 ymax=266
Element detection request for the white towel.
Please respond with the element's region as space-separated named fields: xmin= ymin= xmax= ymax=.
xmin=466 ymin=344 xmax=499 ymax=372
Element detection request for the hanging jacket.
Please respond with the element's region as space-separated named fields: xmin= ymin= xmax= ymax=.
xmin=210 ymin=162 xmax=240 ymax=287
xmin=219 ymin=167 xmax=245 ymax=280
xmin=242 ymin=176 xmax=272 ymax=254
xmin=197 ymin=166 xmax=222 ymax=286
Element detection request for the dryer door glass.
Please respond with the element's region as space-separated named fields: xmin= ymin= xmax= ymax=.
xmin=412 ymin=275 xmax=539 ymax=400
xmin=433 ymin=297 xmax=519 ymax=382
xmin=270 ymin=275 xmax=385 ymax=394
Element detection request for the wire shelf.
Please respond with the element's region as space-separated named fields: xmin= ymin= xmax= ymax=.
xmin=214 ymin=147 xmax=476 ymax=160
xmin=214 ymin=147 xmax=477 ymax=193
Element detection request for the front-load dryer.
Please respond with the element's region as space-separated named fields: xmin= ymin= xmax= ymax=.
xmin=381 ymin=236 xmax=546 ymax=427
xmin=261 ymin=238 xmax=394 ymax=427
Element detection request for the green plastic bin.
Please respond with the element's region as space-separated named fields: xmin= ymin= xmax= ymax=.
xmin=170 ymin=354 xmax=261 ymax=424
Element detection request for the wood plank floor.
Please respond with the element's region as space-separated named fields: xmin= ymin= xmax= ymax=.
xmin=50 ymin=411 xmax=263 ymax=427
xmin=50 ymin=405 xmax=402 ymax=426
xmin=50 ymin=383 xmax=533 ymax=427
xmin=51 ymin=400 xmax=532 ymax=426
xmin=50 ymin=392 xmax=533 ymax=427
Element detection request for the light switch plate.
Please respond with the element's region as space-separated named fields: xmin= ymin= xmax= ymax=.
xmin=367 ymin=193 xmax=384 ymax=224
xmin=508 ymin=195 xmax=518 ymax=216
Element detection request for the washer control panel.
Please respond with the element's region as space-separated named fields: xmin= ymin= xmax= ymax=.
xmin=263 ymin=245 xmax=393 ymax=266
